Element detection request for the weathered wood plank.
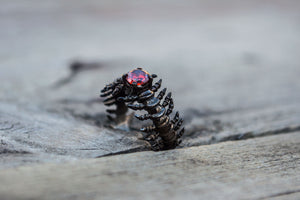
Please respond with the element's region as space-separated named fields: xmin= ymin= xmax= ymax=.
xmin=0 ymin=132 xmax=299 ymax=200
xmin=183 ymin=102 xmax=300 ymax=146
xmin=0 ymin=102 xmax=147 ymax=168
xmin=0 ymin=0 xmax=300 ymax=168
xmin=1 ymin=99 xmax=299 ymax=168
xmin=0 ymin=1 xmax=300 ymax=199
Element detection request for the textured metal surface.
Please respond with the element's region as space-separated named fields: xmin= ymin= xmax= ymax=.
xmin=101 ymin=68 xmax=184 ymax=150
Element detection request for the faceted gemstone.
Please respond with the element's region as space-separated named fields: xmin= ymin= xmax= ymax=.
xmin=126 ymin=69 xmax=150 ymax=86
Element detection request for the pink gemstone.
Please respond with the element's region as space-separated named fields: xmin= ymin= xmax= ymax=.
xmin=126 ymin=69 xmax=150 ymax=86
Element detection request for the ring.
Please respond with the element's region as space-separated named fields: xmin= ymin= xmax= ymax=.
xmin=100 ymin=68 xmax=184 ymax=151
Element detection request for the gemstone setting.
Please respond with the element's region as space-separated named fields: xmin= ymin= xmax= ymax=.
xmin=126 ymin=68 xmax=150 ymax=86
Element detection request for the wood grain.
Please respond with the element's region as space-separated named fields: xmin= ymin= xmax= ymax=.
xmin=0 ymin=132 xmax=299 ymax=200
xmin=0 ymin=1 xmax=300 ymax=198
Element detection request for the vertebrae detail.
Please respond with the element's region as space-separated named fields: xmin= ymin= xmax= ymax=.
xmin=100 ymin=68 xmax=184 ymax=151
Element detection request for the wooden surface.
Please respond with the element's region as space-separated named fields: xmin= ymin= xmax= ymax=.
xmin=1 ymin=132 xmax=300 ymax=200
xmin=0 ymin=0 xmax=300 ymax=199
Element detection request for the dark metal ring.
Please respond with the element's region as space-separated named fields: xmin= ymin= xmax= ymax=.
xmin=100 ymin=68 xmax=184 ymax=151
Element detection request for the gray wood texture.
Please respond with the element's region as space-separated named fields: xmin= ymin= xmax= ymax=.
xmin=0 ymin=132 xmax=299 ymax=200
xmin=0 ymin=0 xmax=300 ymax=199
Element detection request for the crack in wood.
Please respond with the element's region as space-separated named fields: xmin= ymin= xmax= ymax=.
xmin=0 ymin=124 xmax=14 ymax=131
xmin=257 ymin=189 xmax=300 ymax=200
xmin=98 ymin=146 xmax=149 ymax=158
xmin=52 ymin=61 xmax=105 ymax=89
xmin=217 ymin=125 xmax=300 ymax=142
xmin=0 ymin=149 xmax=31 ymax=155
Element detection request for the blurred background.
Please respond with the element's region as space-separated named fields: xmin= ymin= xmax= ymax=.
xmin=1 ymin=0 xmax=300 ymax=114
